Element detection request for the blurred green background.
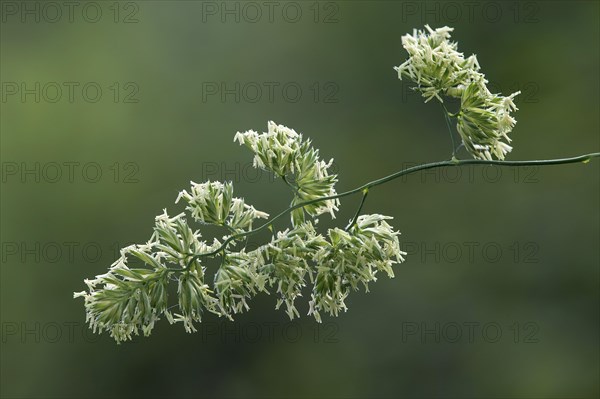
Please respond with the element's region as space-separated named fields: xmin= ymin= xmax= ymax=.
xmin=1 ymin=1 xmax=599 ymax=398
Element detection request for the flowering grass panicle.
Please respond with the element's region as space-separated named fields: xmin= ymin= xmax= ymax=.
xmin=235 ymin=121 xmax=340 ymax=226
xmin=395 ymin=25 xmax=521 ymax=160
xmin=176 ymin=181 xmax=269 ymax=232
xmin=73 ymin=26 xmax=590 ymax=343
xmin=76 ymin=121 xmax=405 ymax=342
xmin=308 ymin=215 xmax=406 ymax=322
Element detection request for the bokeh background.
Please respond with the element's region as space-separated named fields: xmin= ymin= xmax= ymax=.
xmin=1 ymin=1 xmax=599 ymax=398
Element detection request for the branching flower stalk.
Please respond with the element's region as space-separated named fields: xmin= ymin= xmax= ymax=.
xmin=75 ymin=26 xmax=600 ymax=343
xmin=395 ymin=25 xmax=521 ymax=160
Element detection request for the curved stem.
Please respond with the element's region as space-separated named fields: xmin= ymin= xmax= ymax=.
xmin=345 ymin=188 xmax=369 ymax=231
xmin=440 ymin=102 xmax=457 ymax=158
xmin=221 ymin=223 xmax=238 ymax=235
xmin=184 ymin=152 xmax=600 ymax=267
xmin=281 ymin=175 xmax=298 ymax=194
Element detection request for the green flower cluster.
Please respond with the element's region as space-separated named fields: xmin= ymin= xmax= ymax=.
xmin=309 ymin=215 xmax=402 ymax=322
xmin=395 ymin=25 xmax=520 ymax=160
xmin=235 ymin=121 xmax=339 ymax=226
xmin=176 ymin=180 xmax=269 ymax=232
xmin=75 ymin=122 xmax=405 ymax=343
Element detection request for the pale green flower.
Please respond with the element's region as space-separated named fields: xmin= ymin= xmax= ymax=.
xmin=255 ymin=221 xmax=328 ymax=319
xmin=73 ymin=243 xmax=173 ymax=343
xmin=234 ymin=121 xmax=301 ymax=176
xmin=236 ymin=121 xmax=339 ymax=226
xmin=176 ymin=181 xmax=269 ymax=232
xmin=76 ymin=123 xmax=406 ymax=342
xmin=395 ymin=25 xmax=483 ymax=103
xmin=396 ymin=25 xmax=521 ymax=160
xmin=309 ymin=215 xmax=406 ymax=322
xmin=176 ymin=268 xmax=219 ymax=332
xmin=456 ymin=83 xmax=521 ymax=160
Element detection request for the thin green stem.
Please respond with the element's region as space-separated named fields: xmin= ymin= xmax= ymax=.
xmin=184 ymin=152 xmax=600 ymax=268
xmin=221 ymin=223 xmax=237 ymax=235
xmin=345 ymin=188 xmax=369 ymax=231
xmin=281 ymin=175 xmax=298 ymax=194
xmin=440 ymin=102 xmax=457 ymax=159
